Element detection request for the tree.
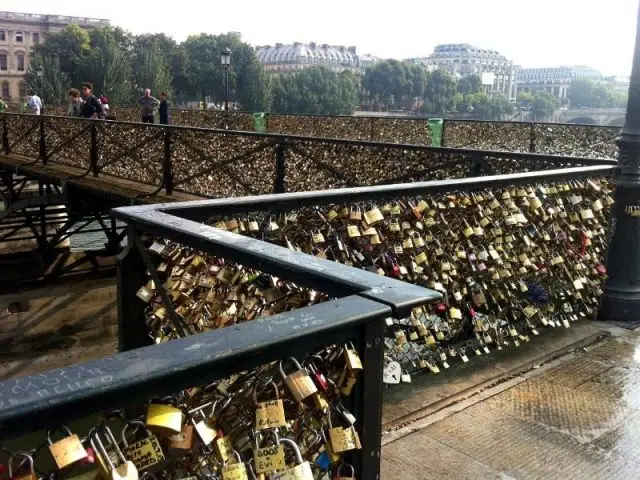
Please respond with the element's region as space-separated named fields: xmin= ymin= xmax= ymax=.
xmin=423 ymin=70 xmax=457 ymax=114
xmin=531 ymin=92 xmax=559 ymax=121
xmin=362 ymin=60 xmax=410 ymax=109
xmin=457 ymin=75 xmax=482 ymax=95
xmin=271 ymin=66 xmax=359 ymax=115
xmin=568 ymin=78 xmax=618 ymax=108
xmin=24 ymin=56 xmax=69 ymax=104
xmin=517 ymin=92 xmax=535 ymax=106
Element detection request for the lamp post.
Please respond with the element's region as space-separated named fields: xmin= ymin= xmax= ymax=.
xmin=599 ymin=0 xmax=640 ymax=322
xmin=221 ymin=47 xmax=231 ymax=112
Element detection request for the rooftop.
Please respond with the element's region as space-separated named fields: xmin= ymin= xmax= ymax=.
xmin=0 ymin=10 xmax=110 ymax=26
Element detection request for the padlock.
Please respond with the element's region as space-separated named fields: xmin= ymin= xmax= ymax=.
xmin=47 ymin=425 xmax=89 ymax=470
xmin=91 ymin=426 xmax=139 ymax=480
xmin=166 ymin=423 xmax=195 ymax=454
xmin=343 ymin=343 xmax=363 ymax=372
xmin=253 ymin=430 xmax=285 ymax=475
xmin=221 ymin=450 xmax=249 ymax=480
xmin=270 ymin=438 xmax=314 ymax=480
xmin=327 ymin=409 xmax=361 ymax=453
xmin=121 ymin=420 xmax=165 ymax=472
xmin=279 ymin=357 xmax=318 ymax=402
xmin=189 ymin=402 xmax=217 ymax=445
xmin=145 ymin=402 xmax=184 ymax=435
xmin=8 ymin=452 xmax=36 ymax=480
xmin=334 ymin=462 xmax=356 ymax=480
xmin=254 ymin=381 xmax=287 ymax=430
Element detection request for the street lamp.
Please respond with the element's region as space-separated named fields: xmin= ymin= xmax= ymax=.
xmin=220 ymin=47 xmax=231 ymax=112
xmin=599 ymin=0 xmax=640 ymax=322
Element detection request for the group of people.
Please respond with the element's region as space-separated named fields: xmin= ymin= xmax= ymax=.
xmin=0 ymin=84 xmax=170 ymax=125
xmin=67 ymin=84 xmax=170 ymax=123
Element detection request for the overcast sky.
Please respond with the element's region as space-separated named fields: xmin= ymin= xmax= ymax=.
xmin=3 ymin=0 xmax=638 ymax=75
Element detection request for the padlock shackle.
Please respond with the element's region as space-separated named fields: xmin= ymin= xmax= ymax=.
xmin=278 ymin=356 xmax=303 ymax=378
xmin=252 ymin=380 xmax=279 ymax=406
xmin=46 ymin=425 xmax=73 ymax=444
xmin=277 ymin=438 xmax=303 ymax=465
xmin=8 ymin=451 xmax=34 ymax=478
xmin=336 ymin=462 xmax=355 ymax=478
xmin=90 ymin=426 xmax=127 ymax=472
xmin=121 ymin=419 xmax=151 ymax=447
xmin=254 ymin=428 xmax=279 ymax=449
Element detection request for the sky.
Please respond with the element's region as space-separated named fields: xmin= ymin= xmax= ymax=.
xmin=3 ymin=0 xmax=638 ymax=76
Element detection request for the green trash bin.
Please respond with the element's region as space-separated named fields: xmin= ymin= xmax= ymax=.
xmin=428 ymin=118 xmax=443 ymax=147
xmin=253 ymin=112 xmax=267 ymax=133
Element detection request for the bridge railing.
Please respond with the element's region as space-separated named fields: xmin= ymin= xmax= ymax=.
xmin=0 ymin=209 xmax=437 ymax=478
xmin=112 ymin=164 xmax=614 ymax=384
xmin=0 ymin=113 xmax=616 ymax=199
xmin=17 ymin=106 xmax=622 ymax=158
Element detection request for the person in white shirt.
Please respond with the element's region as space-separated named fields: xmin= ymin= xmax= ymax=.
xmin=28 ymin=94 xmax=42 ymax=115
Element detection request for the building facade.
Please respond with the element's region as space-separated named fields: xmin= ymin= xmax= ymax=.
xmin=413 ymin=44 xmax=518 ymax=102
xmin=255 ymin=42 xmax=378 ymax=74
xmin=517 ymin=66 xmax=603 ymax=101
xmin=0 ymin=11 xmax=109 ymax=101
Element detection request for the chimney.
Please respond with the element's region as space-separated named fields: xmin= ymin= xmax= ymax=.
xmin=275 ymin=43 xmax=283 ymax=48
xmin=348 ymin=46 xmax=356 ymax=54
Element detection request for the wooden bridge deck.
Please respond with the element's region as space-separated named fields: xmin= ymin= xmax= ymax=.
xmin=0 ymin=153 xmax=202 ymax=205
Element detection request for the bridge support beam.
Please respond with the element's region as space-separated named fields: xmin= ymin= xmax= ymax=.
xmin=600 ymin=0 xmax=640 ymax=322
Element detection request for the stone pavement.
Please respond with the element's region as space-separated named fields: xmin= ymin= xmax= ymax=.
xmin=381 ymin=323 xmax=640 ymax=479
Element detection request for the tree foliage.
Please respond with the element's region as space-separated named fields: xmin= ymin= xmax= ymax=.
xmin=423 ymin=70 xmax=457 ymax=114
xmin=568 ymin=78 xmax=622 ymax=109
xmin=531 ymin=92 xmax=559 ymax=121
xmin=271 ymin=66 xmax=359 ymax=115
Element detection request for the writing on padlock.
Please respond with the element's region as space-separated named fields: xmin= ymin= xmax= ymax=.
xmin=279 ymin=357 xmax=317 ymax=402
xmin=221 ymin=451 xmax=248 ymax=480
xmin=121 ymin=421 xmax=165 ymax=472
xmin=253 ymin=430 xmax=285 ymax=475
xmin=253 ymin=381 xmax=287 ymax=430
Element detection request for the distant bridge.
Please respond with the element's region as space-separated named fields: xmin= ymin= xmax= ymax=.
xmin=555 ymin=108 xmax=626 ymax=126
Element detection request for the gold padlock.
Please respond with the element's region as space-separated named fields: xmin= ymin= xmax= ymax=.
xmin=253 ymin=430 xmax=285 ymax=475
xmin=121 ymin=420 xmax=165 ymax=472
xmin=221 ymin=451 xmax=249 ymax=480
xmin=270 ymin=438 xmax=314 ymax=480
xmin=145 ymin=402 xmax=184 ymax=435
xmin=47 ymin=425 xmax=88 ymax=470
xmin=254 ymin=381 xmax=287 ymax=430
xmin=90 ymin=426 xmax=139 ymax=480
xmin=279 ymin=357 xmax=317 ymax=402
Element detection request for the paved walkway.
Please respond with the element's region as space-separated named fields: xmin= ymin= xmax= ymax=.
xmin=381 ymin=325 xmax=640 ymax=479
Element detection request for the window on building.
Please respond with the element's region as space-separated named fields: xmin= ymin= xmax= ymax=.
xmin=0 ymin=53 xmax=6 ymax=71
xmin=0 ymin=31 xmax=6 ymax=42
xmin=16 ymin=53 xmax=25 ymax=71
xmin=32 ymin=33 xmax=40 ymax=44
xmin=19 ymin=81 xmax=25 ymax=98
xmin=1 ymin=81 xmax=9 ymax=100
xmin=15 ymin=31 xmax=24 ymax=43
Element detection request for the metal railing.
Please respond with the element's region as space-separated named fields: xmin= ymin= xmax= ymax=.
xmin=0 ymin=203 xmax=438 ymax=478
xmin=20 ymin=107 xmax=622 ymax=158
xmin=0 ymin=113 xmax=616 ymax=200
xmin=116 ymin=165 xmax=614 ymax=380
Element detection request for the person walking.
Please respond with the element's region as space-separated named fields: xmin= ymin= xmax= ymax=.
xmin=28 ymin=93 xmax=42 ymax=115
xmin=79 ymin=82 xmax=105 ymax=119
xmin=138 ymin=89 xmax=159 ymax=123
xmin=158 ymin=92 xmax=170 ymax=125
xmin=67 ymin=88 xmax=84 ymax=117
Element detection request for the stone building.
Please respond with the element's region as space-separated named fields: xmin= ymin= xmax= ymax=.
xmin=517 ymin=66 xmax=603 ymax=101
xmin=0 ymin=11 xmax=109 ymax=101
xmin=255 ymin=42 xmax=378 ymax=74
xmin=413 ymin=43 xmax=518 ymax=102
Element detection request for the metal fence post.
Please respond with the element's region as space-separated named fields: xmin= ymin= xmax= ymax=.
xmin=39 ymin=116 xmax=47 ymax=164
xmin=599 ymin=0 xmax=640 ymax=322
xmin=441 ymin=119 xmax=447 ymax=147
xmin=90 ymin=122 xmax=99 ymax=177
xmin=1 ymin=117 xmax=9 ymax=155
xmin=469 ymin=151 xmax=484 ymax=177
xmin=163 ymin=128 xmax=173 ymax=195
xmin=274 ymin=141 xmax=286 ymax=193
xmin=529 ymin=122 xmax=536 ymax=153
xmin=116 ymin=225 xmax=151 ymax=351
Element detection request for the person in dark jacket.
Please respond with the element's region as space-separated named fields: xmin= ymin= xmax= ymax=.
xmin=158 ymin=92 xmax=170 ymax=125
xmin=80 ymin=82 xmax=105 ymax=119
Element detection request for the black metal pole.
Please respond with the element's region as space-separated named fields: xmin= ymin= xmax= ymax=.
xmin=225 ymin=66 xmax=229 ymax=112
xmin=2 ymin=117 xmax=9 ymax=154
xmin=599 ymin=1 xmax=640 ymax=322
